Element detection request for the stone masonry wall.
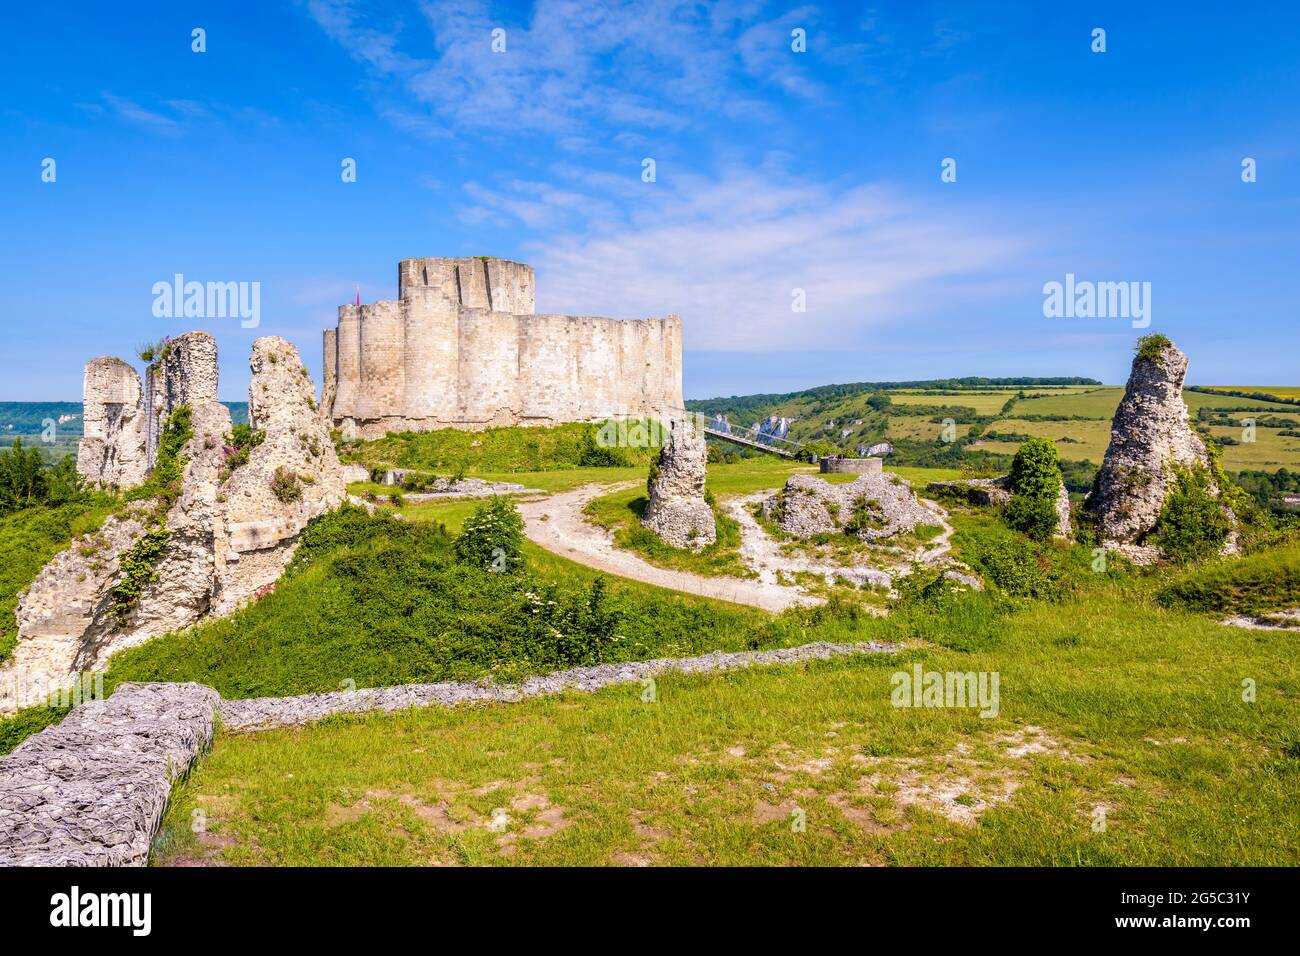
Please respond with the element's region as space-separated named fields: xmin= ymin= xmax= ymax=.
xmin=5 ymin=333 xmax=346 ymax=714
xmin=77 ymin=357 xmax=148 ymax=488
xmin=325 ymin=256 xmax=683 ymax=437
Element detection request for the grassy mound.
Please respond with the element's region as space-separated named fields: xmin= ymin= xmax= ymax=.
xmin=1158 ymin=545 xmax=1300 ymax=615
xmin=583 ymin=490 xmax=750 ymax=578
xmin=346 ymin=421 xmax=660 ymax=475
xmin=0 ymin=704 xmax=69 ymax=756
xmin=103 ymin=506 xmax=797 ymax=699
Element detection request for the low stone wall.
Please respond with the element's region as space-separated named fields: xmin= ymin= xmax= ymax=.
xmin=0 ymin=640 xmax=899 ymax=865
xmin=0 ymin=682 xmax=219 ymax=866
xmin=219 ymin=640 xmax=898 ymax=731
xmin=819 ymin=457 xmax=883 ymax=475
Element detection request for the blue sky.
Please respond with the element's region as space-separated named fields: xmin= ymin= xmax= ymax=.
xmin=3 ymin=0 xmax=1297 ymax=401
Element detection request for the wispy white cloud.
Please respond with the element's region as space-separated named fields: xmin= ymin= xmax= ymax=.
xmin=456 ymin=165 xmax=1032 ymax=350
xmin=303 ymin=0 xmax=878 ymax=138
xmin=101 ymin=93 xmax=182 ymax=134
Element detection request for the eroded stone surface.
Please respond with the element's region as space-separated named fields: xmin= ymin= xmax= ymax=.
xmin=764 ymin=473 xmax=941 ymax=542
xmin=77 ymin=357 xmax=148 ymax=489
xmin=212 ymin=336 xmax=346 ymax=613
xmin=1085 ymin=340 xmax=1235 ymax=562
xmin=0 ymin=682 xmax=219 ymax=866
xmin=3 ymin=335 xmax=346 ymax=712
xmin=641 ymin=416 xmax=716 ymax=551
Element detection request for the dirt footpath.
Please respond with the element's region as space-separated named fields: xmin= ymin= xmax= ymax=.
xmin=517 ymin=484 xmax=820 ymax=613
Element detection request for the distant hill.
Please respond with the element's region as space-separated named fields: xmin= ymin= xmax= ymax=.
xmin=0 ymin=402 xmax=249 ymax=462
xmin=685 ymin=378 xmax=1102 ymax=418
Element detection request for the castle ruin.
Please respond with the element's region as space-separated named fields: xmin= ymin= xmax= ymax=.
xmin=321 ymin=257 xmax=684 ymax=438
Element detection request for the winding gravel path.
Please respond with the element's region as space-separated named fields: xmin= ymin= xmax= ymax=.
xmin=517 ymin=483 xmax=819 ymax=612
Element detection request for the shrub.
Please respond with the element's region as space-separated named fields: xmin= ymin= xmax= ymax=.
xmin=125 ymin=405 xmax=192 ymax=507
xmin=219 ymin=424 xmax=265 ymax=482
xmin=454 ymin=496 xmax=525 ymax=573
xmin=1003 ymin=437 xmax=1064 ymax=542
xmin=110 ymin=524 xmax=169 ymax=626
xmin=844 ymin=496 xmax=885 ymax=536
xmin=891 ymin=565 xmax=1008 ymax=652
xmin=955 ymin=520 xmax=1064 ymax=601
xmin=1155 ymin=465 xmax=1231 ymax=564
xmin=271 ymin=466 xmax=303 ymax=503
xmin=1135 ymin=333 xmax=1173 ymax=363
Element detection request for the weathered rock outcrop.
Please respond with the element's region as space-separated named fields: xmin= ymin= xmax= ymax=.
xmin=213 ymin=336 xmax=346 ymax=613
xmin=76 ymin=358 xmax=148 ymax=488
xmin=0 ymin=682 xmax=218 ymax=866
xmin=1053 ymin=483 xmax=1072 ymax=539
xmin=2 ymin=333 xmax=346 ymax=713
xmin=1085 ymin=339 xmax=1234 ymax=562
xmin=764 ymin=472 xmax=941 ymax=541
xmin=927 ymin=477 xmax=1012 ymax=507
xmin=641 ymin=417 xmax=716 ymax=551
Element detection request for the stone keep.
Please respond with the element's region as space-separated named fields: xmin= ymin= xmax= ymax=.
xmin=322 ymin=257 xmax=684 ymax=438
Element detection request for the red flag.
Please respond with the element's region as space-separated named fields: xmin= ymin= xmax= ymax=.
xmin=355 ymin=285 xmax=360 ymax=307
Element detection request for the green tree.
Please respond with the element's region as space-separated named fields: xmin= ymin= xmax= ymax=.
xmin=0 ymin=438 xmax=54 ymax=514
xmin=1003 ymin=437 xmax=1064 ymax=542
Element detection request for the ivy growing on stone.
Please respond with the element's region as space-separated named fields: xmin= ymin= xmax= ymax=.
xmin=1155 ymin=464 xmax=1231 ymax=564
xmin=111 ymin=405 xmax=193 ymax=628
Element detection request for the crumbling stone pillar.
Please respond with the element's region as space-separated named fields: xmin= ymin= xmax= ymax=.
xmin=76 ymin=357 xmax=148 ymax=488
xmin=642 ymin=416 xmax=717 ymax=551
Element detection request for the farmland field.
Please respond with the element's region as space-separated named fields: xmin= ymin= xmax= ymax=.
xmin=1200 ymin=386 xmax=1300 ymax=402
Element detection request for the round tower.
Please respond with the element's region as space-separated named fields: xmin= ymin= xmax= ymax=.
xmin=332 ymin=304 xmax=361 ymax=421
xmin=356 ymin=299 xmax=404 ymax=423
xmin=398 ymin=257 xmax=535 ymax=314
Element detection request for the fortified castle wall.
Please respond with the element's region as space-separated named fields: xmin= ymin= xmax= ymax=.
xmin=322 ymin=257 xmax=683 ymax=437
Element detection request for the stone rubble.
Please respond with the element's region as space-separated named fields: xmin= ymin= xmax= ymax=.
xmin=763 ymin=472 xmax=941 ymax=542
xmin=0 ymin=682 xmax=219 ymax=866
xmin=219 ymin=639 xmax=901 ymax=731
xmin=376 ymin=473 xmax=541 ymax=501
xmin=641 ymin=416 xmax=717 ymax=551
xmin=926 ymin=477 xmax=1011 ymax=507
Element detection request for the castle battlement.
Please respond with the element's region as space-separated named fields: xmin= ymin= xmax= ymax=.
xmin=322 ymin=257 xmax=683 ymax=437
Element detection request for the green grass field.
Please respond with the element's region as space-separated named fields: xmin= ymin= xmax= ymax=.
xmin=152 ymin=572 xmax=1300 ymax=866
xmin=886 ymin=390 xmax=1023 ymax=415
xmin=7 ymin=408 xmax=1300 ymax=866
xmin=1201 ymin=386 xmax=1300 ymax=402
